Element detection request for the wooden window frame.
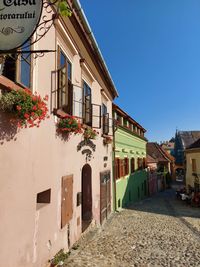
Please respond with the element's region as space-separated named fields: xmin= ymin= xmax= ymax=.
xmin=123 ymin=118 xmax=128 ymax=128
xmin=103 ymin=113 xmax=109 ymax=135
xmin=17 ymin=41 xmax=32 ymax=89
xmin=131 ymin=158 xmax=135 ymax=173
xmin=137 ymin=158 xmax=143 ymax=170
xmin=143 ymin=158 xmax=147 ymax=169
xmin=116 ymin=114 xmax=122 ymax=126
xmin=115 ymin=158 xmax=120 ymax=180
xmin=102 ymin=103 xmax=109 ymax=135
xmin=192 ymin=159 xmax=197 ymax=173
xmin=124 ymin=158 xmax=129 ymax=175
xmin=57 ymin=46 xmax=73 ymax=114
xmin=2 ymin=41 xmax=33 ymax=90
xmin=118 ymin=159 xmax=126 ymax=178
xmin=119 ymin=159 xmax=123 ymax=178
xmin=82 ymin=80 xmax=92 ymax=126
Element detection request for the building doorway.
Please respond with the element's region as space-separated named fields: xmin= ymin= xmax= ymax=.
xmin=82 ymin=164 xmax=92 ymax=232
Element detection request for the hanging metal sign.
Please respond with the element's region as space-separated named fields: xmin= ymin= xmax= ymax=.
xmin=0 ymin=0 xmax=43 ymax=51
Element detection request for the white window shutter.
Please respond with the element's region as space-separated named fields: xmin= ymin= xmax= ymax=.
xmin=73 ymin=85 xmax=83 ymax=119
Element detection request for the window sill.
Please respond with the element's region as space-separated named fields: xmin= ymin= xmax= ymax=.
xmin=0 ymin=75 xmax=24 ymax=92
xmin=102 ymin=134 xmax=111 ymax=138
xmin=82 ymin=123 xmax=93 ymax=129
xmin=53 ymin=109 xmax=95 ymax=129
xmin=53 ymin=108 xmax=69 ymax=118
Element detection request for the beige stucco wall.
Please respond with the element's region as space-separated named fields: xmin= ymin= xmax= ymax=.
xmin=0 ymin=8 xmax=114 ymax=267
xmin=186 ymin=150 xmax=200 ymax=190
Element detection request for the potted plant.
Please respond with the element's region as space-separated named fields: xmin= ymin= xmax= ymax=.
xmin=0 ymin=88 xmax=49 ymax=128
xmin=56 ymin=115 xmax=83 ymax=137
xmin=83 ymin=127 xmax=99 ymax=140
xmin=103 ymin=136 xmax=112 ymax=145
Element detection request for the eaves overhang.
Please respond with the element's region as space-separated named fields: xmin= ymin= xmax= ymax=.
xmin=66 ymin=0 xmax=118 ymax=99
xmin=113 ymin=103 xmax=147 ymax=133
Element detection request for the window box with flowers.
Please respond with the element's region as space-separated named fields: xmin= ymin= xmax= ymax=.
xmin=0 ymin=88 xmax=49 ymax=128
xmin=103 ymin=136 xmax=112 ymax=145
xmin=83 ymin=127 xmax=99 ymax=140
xmin=56 ymin=114 xmax=83 ymax=138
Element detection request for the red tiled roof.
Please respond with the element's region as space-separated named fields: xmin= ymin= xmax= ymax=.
xmin=161 ymin=148 xmax=175 ymax=162
xmin=147 ymin=142 xmax=172 ymax=163
xmin=147 ymin=154 xmax=158 ymax=163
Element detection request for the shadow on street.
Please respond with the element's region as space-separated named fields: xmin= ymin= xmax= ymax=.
xmin=125 ymin=185 xmax=200 ymax=220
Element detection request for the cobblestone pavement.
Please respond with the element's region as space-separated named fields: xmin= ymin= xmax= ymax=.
xmin=64 ymin=188 xmax=200 ymax=267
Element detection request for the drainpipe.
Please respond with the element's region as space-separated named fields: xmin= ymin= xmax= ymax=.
xmin=72 ymin=0 xmax=119 ymax=98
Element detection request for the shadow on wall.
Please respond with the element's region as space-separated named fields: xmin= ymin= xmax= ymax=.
xmin=0 ymin=112 xmax=18 ymax=144
xmin=116 ymin=170 xmax=148 ymax=210
xmin=148 ymin=172 xmax=158 ymax=196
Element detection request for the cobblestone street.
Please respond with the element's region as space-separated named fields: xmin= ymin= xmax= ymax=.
xmin=65 ymin=187 xmax=200 ymax=267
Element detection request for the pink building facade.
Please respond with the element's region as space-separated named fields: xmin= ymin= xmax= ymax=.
xmin=0 ymin=2 xmax=118 ymax=267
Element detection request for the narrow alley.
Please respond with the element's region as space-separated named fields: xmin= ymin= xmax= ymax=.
xmin=65 ymin=188 xmax=200 ymax=267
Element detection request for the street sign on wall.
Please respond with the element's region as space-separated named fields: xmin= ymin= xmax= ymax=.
xmin=0 ymin=0 xmax=43 ymax=51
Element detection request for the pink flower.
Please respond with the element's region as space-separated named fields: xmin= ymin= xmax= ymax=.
xmin=44 ymin=95 xmax=49 ymax=101
xmin=24 ymin=113 xmax=29 ymax=119
xmin=16 ymin=105 xmax=21 ymax=111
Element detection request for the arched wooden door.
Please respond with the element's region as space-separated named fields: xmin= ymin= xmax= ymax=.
xmin=82 ymin=164 xmax=92 ymax=232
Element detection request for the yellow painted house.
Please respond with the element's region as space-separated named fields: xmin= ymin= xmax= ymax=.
xmin=185 ymin=138 xmax=200 ymax=191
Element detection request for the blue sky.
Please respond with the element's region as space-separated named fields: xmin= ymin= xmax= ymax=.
xmin=80 ymin=0 xmax=200 ymax=142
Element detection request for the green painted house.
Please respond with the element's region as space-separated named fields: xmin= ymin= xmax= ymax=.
xmin=113 ymin=104 xmax=148 ymax=210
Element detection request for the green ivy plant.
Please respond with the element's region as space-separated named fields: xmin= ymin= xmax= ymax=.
xmin=58 ymin=0 xmax=72 ymax=17
xmin=51 ymin=0 xmax=72 ymax=17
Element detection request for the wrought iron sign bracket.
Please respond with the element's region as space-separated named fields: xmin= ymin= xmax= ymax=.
xmin=0 ymin=0 xmax=71 ymax=59
xmin=0 ymin=49 xmax=56 ymax=60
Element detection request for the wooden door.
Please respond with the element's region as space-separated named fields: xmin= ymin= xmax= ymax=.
xmin=100 ymin=171 xmax=111 ymax=224
xmin=82 ymin=164 xmax=92 ymax=223
xmin=61 ymin=175 xmax=73 ymax=228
